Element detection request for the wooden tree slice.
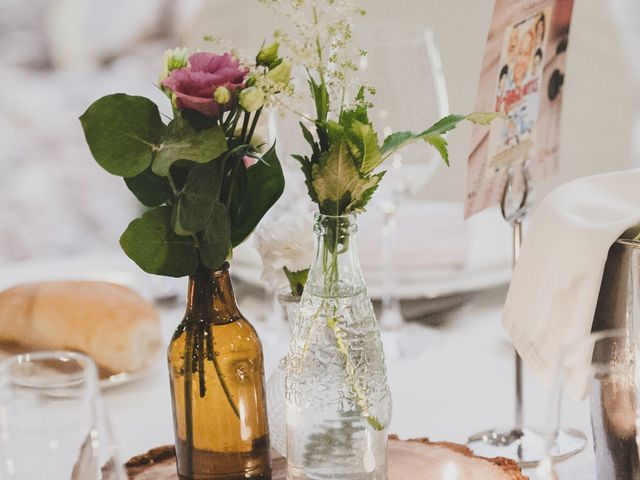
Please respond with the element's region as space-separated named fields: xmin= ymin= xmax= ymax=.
xmin=108 ymin=437 xmax=528 ymax=480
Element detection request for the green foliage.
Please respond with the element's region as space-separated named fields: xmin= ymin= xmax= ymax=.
xmin=296 ymin=109 xmax=502 ymax=214
xmin=124 ymin=168 xmax=172 ymax=207
xmin=344 ymin=120 xmax=380 ymax=173
xmin=152 ymin=117 xmax=228 ymax=177
xmin=119 ymin=207 xmax=199 ymax=277
xmin=199 ymin=202 xmax=232 ymax=269
xmin=283 ymin=266 xmax=309 ymax=297
xmin=80 ymin=94 xmax=164 ymax=177
xmin=81 ymin=89 xmax=285 ymax=277
xmin=229 ymin=144 xmax=285 ymax=246
xmin=311 ymin=140 xmax=382 ymax=215
xmin=172 ymin=160 xmax=224 ymax=236
xmin=380 ymin=112 xmax=505 ymax=166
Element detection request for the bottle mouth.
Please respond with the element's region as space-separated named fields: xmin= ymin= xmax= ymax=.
xmin=211 ymin=261 xmax=231 ymax=275
xmin=314 ymin=212 xmax=358 ymax=236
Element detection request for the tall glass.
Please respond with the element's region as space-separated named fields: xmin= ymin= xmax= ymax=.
xmin=611 ymin=0 xmax=640 ymax=168
xmin=353 ymin=24 xmax=449 ymax=354
xmin=537 ymin=330 xmax=640 ymax=479
xmin=0 ymin=351 xmax=124 ymax=480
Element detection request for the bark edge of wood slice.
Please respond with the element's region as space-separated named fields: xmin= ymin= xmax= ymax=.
xmin=108 ymin=436 xmax=528 ymax=480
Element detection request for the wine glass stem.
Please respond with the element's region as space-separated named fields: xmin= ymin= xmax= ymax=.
xmin=513 ymin=219 xmax=524 ymax=431
xmin=380 ymin=200 xmax=402 ymax=330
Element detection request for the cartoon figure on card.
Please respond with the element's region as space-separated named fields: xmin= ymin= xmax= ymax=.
xmin=488 ymin=8 xmax=550 ymax=168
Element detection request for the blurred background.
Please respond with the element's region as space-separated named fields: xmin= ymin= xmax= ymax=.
xmin=0 ymin=0 xmax=635 ymax=264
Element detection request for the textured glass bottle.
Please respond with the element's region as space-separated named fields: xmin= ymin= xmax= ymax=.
xmin=168 ymin=263 xmax=271 ymax=480
xmin=286 ymin=214 xmax=392 ymax=480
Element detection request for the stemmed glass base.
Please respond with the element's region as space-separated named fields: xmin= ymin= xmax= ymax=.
xmin=467 ymin=426 xmax=586 ymax=468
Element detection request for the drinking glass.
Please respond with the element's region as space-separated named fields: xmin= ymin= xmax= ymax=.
xmin=536 ymin=330 xmax=640 ymax=479
xmin=611 ymin=0 xmax=640 ymax=168
xmin=0 ymin=351 xmax=125 ymax=480
xmin=353 ymin=23 xmax=449 ymax=357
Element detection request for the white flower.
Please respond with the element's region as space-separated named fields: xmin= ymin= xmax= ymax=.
xmin=254 ymin=212 xmax=315 ymax=290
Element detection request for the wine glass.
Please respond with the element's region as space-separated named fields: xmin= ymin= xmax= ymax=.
xmin=611 ymin=0 xmax=640 ymax=168
xmin=0 ymin=351 xmax=125 ymax=480
xmin=353 ymin=23 xmax=449 ymax=357
xmin=535 ymin=329 xmax=640 ymax=479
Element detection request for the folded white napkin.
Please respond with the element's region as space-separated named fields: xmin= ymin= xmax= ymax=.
xmin=503 ymin=169 xmax=640 ymax=393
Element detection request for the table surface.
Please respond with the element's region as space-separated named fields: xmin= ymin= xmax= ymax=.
xmin=101 ymin=284 xmax=595 ymax=479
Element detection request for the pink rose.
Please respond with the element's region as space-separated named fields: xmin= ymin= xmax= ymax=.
xmin=162 ymin=52 xmax=248 ymax=117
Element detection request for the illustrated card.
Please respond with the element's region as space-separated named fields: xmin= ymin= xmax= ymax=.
xmin=465 ymin=0 xmax=575 ymax=218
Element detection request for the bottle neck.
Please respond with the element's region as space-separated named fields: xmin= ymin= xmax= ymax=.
xmin=185 ymin=263 xmax=240 ymax=322
xmin=307 ymin=213 xmax=365 ymax=294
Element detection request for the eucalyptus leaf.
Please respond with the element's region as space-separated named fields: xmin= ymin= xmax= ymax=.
xmin=199 ymin=202 xmax=232 ymax=269
xmin=172 ymin=160 xmax=225 ymax=236
xmin=119 ymin=206 xmax=198 ymax=277
xmin=152 ymin=117 xmax=227 ymax=176
xmin=230 ymin=144 xmax=285 ymax=246
xmin=124 ymin=169 xmax=171 ymax=207
xmin=79 ymin=94 xmax=164 ymax=177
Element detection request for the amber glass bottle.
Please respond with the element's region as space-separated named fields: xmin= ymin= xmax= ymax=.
xmin=168 ymin=263 xmax=271 ymax=480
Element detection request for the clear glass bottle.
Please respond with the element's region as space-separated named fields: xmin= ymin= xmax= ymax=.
xmin=266 ymin=291 xmax=301 ymax=458
xmin=286 ymin=213 xmax=392 ymax=480
xmin=168 ymin=263 xmax=271 ymax=480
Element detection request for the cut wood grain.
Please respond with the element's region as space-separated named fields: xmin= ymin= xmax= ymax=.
xmin=107 ymin=436 xmax=528 ymax=480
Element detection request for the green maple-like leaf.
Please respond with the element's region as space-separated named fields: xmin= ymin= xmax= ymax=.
xmin=311 ymin=140 xmax=381 ymax=215
xmin=345 ymin=120 xmax=381 ymax=174
xmin=381 ymin=112 xmax=503 ymax=166
xmin=465 ymin=112 xmax=505 ymax=126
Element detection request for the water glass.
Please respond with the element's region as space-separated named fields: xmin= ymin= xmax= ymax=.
xmin=538 ymin=329 xmax=640 ymax=479
xmin=0 ymin=351 xmax=124 ymax=480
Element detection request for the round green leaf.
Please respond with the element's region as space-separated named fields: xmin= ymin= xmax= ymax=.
xmin=80 ymin=94 xmax=164 ymax=177
xmin=124 ymin=168 xmax=172 ymax=207
xmin=119 ymin=206 xmax=198 ymax=277
xmin=199 ymin=202 xmax=232 ymax=270
xmin=229 ymin=144 xmax=285 ymax=246
xmin=172 ymin=160 xmax=224 ymax=236
xmin=152 ymin=117 xmax=228 ymax=177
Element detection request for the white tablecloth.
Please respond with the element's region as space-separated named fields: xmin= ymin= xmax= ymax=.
xmin=102 ymin=286 xmax=595 ymax=479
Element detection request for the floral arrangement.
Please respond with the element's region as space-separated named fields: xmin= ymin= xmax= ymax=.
xmin=80 ymin=45 xmax=293 ymax=276
xmin=254 ymin=0 xmax=502 ymax=441
xmin=259 ymin=0 xmax=500 ymax=218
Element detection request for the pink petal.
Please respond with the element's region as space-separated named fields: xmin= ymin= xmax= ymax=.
xmin=243 ymin=156 xmax=258 ymax=169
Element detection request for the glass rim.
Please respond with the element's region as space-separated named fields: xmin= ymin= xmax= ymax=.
xmin=559 ymin=328 xmax=640 ymax=374
xmin=352 ymin=22 xmax=435 ymax=37
xmin=0 ymin=350 xmax=99 ymax=391
xmin=276 ymin=290 xmax=302 ymax=303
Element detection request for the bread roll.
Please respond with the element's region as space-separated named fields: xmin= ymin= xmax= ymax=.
xmin=0 ymin=281 xmax=163 ymax=373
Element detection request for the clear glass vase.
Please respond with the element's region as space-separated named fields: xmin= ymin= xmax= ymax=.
xmin=266 ymin=291 xmax=301 ymax=458
xmin=285 ymin=213 xmax=392 ymax=480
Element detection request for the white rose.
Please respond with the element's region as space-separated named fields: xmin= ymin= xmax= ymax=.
xmin=254 ymin=212 xmax=315 ymax=291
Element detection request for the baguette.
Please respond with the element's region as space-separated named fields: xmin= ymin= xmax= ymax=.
xmin=0 ymin=281 xmax=162 ymax=373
